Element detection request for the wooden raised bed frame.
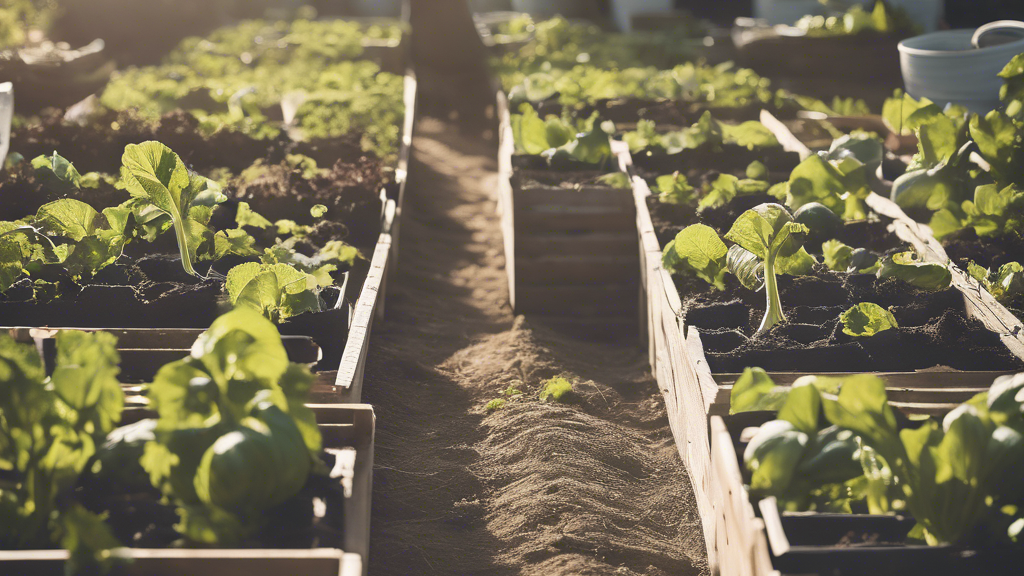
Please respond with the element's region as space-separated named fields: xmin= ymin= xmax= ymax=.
xmin=495 ymin=90 xmax=640 ymax=335
xmin=0 ymin=404 xmax=375 ymax=576
xmin=620 ymin=111 xmax=1024 ymax=571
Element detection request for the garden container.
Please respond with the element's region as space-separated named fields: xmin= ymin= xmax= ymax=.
xmin=0 ymin=405 xmax=375 ymax=576
xmin=610 ymin=0 xmax=674 ymax=33
xmin=752 ymin=0 xmax=824 ymax=25
xmin=898 ymin=22 xmax=1024 ymax=113
xmin=495 ymin=90 xmax=639 ymax=338
xmin=617 ymin=110 xmax=1024 ymax=568
xmin=712 ymin=413 xmax=1024 ymax=576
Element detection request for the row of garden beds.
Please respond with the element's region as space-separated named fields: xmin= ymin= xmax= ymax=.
xmin=0 ymin=8 xmax=417 ymax=573
xmin=619 ymin=104 xmax=1024 ymax=573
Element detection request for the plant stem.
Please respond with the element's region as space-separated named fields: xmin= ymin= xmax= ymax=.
xmin=758 ymin=252 xmax=786 ymax=334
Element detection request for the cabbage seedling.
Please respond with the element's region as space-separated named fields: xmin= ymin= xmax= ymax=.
xmin=725 ymin=204 xmax=809 ymax=334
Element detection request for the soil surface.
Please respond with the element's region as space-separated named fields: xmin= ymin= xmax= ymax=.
xmin=361 ymin=118 xmax=708 ymax=576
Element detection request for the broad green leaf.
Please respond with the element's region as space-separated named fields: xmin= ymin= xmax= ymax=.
xmin=822 ymin=375 xmax=900 ymax=456
xmin=970 ymin=111 xmax=1017 ymax=180
xmin=511 ymin=104 xmax=550 ymax=156
xmin=822 ymin=239 xmax=853 ymax=272
xmin=31 ymin=152 xmax=83 ymax=192
xmin=776 ymin=247 xmax=816 ymax=276
xmin=778 ymin=382 xmax=822 ymax=435
xmin=721 ymin=121 xmax=778 ymax=150
xmin=747 ymin=160 xmax=768 ymax=180
xmin=51 ymin=331 xmax=123 ymax=433
xmin=841 ymin=303 xmax=899 ymax=337
xmin=225 ymin=262 xmax=320 ymax=323
xmin=786 ymin=155 xmax=847 ymax=215
xmin=120 ymin=142 xmax=202 ymax=276
xmin=214 ymin=229 xmax=259 ymax=259
xmin=235 ymin=202 xmax=273 ymax=229
xmin=35 ymin=200 xmax=100 ymax=242
xmin=670 ymin=224 xmax=728 ymax=289
xmin=744 ymin=420 xmax=808 ymax=494
xmin=877 ymin=252 xmax=951 ymax=291
xmin=730 ymin=367 xmax=779 ymax=413
xmin=698 ymin=173 xmax=739 ymax=211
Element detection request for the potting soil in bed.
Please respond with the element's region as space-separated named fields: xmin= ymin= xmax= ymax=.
xmin=361 ymin=118 xmax=708 ymax=576
xmin=679 ymin=266 xmax=1024 ymax=374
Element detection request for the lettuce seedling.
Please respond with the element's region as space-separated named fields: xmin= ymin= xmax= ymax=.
xmin=968 ymin=261 xmax=1024 ymax=304
xmin=725 ymin=204 xmax=810 ymax=334
xmin=225 ymin=262 xmax=323 ymax=323
xmin=121 ymin=141 xmax=214 ymax=277
xmin=877 ymin=251 xmax=951 ymax=291
xmin=841 ymin=303 xmax=898 ymax=337
xmin=655 ymin=172 xmax=696 ymax=205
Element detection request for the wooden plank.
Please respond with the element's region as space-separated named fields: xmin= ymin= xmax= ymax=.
xmin=334 ymin=233 xmax=392 ymax=403
xmin=515 ymin=284 xmax=639 ymax=316
xmin=515 ymin=255 xmax=639 ymax=286
xmin=760 ymin=109 xmax=812 ymax=160
xmin=496 ymin=88 xmax=517 ymax=311
xmin=516 ymin=232 xmax=638 ymax=258
xmin=387 ymin=68 xmax=417 ymax=281
xmin=515 ymin=185 xmax=635 ymax=210
xmin=514 ymin=208 xmax=637 ymax=234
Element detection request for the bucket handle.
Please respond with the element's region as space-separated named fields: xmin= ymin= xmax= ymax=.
xmin=972 ymin=20 xmax=1024 ymax=49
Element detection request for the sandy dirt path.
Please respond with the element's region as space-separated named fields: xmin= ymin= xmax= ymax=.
xmin=362 ymin=117 xmax=709 ymax=576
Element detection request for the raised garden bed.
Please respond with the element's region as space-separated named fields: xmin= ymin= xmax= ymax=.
xmin=496 ymin=91 xmax=639 ymax=336
xmin=710 ymin=370 xmax=1024 ymax=576
xmin=619 ymin=110 xmax=1024 ymax=570
xmin=1 ymin=16 xmax=417 ymax=403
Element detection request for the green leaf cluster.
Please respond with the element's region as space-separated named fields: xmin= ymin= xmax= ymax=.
xmin=968 ymin=261 xmax=1024 ymax=305
xmin=511 ymin=104 xmax=613 ymax=167
xmin=139 ymin=308 xmax=321 ymax=545
xmin=0 ymin=330 xmax=125 ymax=572
xmin=100 ymin=19 xmax=405 ymax=160
xmin=735 ymin=370 xmax=1024 ymax=547
xmin=840 ymin=302 xmax=899 ymax=337
xmin=623 ymin=113 xmax=778 ymax=155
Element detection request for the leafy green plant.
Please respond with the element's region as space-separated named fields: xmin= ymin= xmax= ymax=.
xmin=661 ymin=224 xmax=728 ymax=290
xmin=120 ymin=141 xmax=215 ymax=277
xmin=623 ymin=113 xmax=778 ymax=155
xmin=968 ymin=261 xmax=1024 ymax=304
xmin=841 ymin=303 xmax=898 ymax=337
xmin=484 ymin=399 xmax=506 ymax=413
xmin=821 ymin=239 xmax=879 ymax=274
xmin=795 ymin=1 xmax=915 ymax=37
xmin=139 ymin=308 xmax=321 ymax=545
xmin=877 ymin=251 xmax=952 ymax=291
xmin=655 ymin=172 xmax=696 ymax=205
xmin=725 ymin=204 xmax=810 ymax=333
xmin=225 ymin=262 xmax=325 ymax=323
xmin=735 ymin=370 xmax=1024 ymax=546
xmin=511 ymin=104 xmax=613 ymax=167
xmin=539 ymin=376 xmax=574 ymax=403
xmin=0 ymin=330 xmax=125 ymax=572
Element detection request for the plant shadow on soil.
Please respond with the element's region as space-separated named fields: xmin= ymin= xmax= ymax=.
xmin=361 ymin=116 xmax=708 ymax=576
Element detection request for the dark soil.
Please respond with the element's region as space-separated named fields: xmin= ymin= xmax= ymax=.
xmin=0 ymin=162 xmax=130 ymax=222
xmin=362 ymin=119 xmax=707 ymax=576
xmin=12 ymin=107 xmax=382 ymax=180
xmin=629 ymin=145 xmax=800 ymax=177
xmin=680 ymin=265 xmax=1024 ymax=373
xmin=942 ymin=228 xmax=1024 ymax=271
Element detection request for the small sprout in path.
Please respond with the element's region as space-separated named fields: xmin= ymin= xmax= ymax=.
xmin=502 ymin=385 xmax=524 ymax=397
xmin=539 ymin=376 xmax=574 ymax=403
xmin=311 ymin=204 xmax=328 ymax=218
xmin=485 ymin=399 xmax=506 ymax=413
xmin=841 ymin=303 xmax=898 ymax=337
